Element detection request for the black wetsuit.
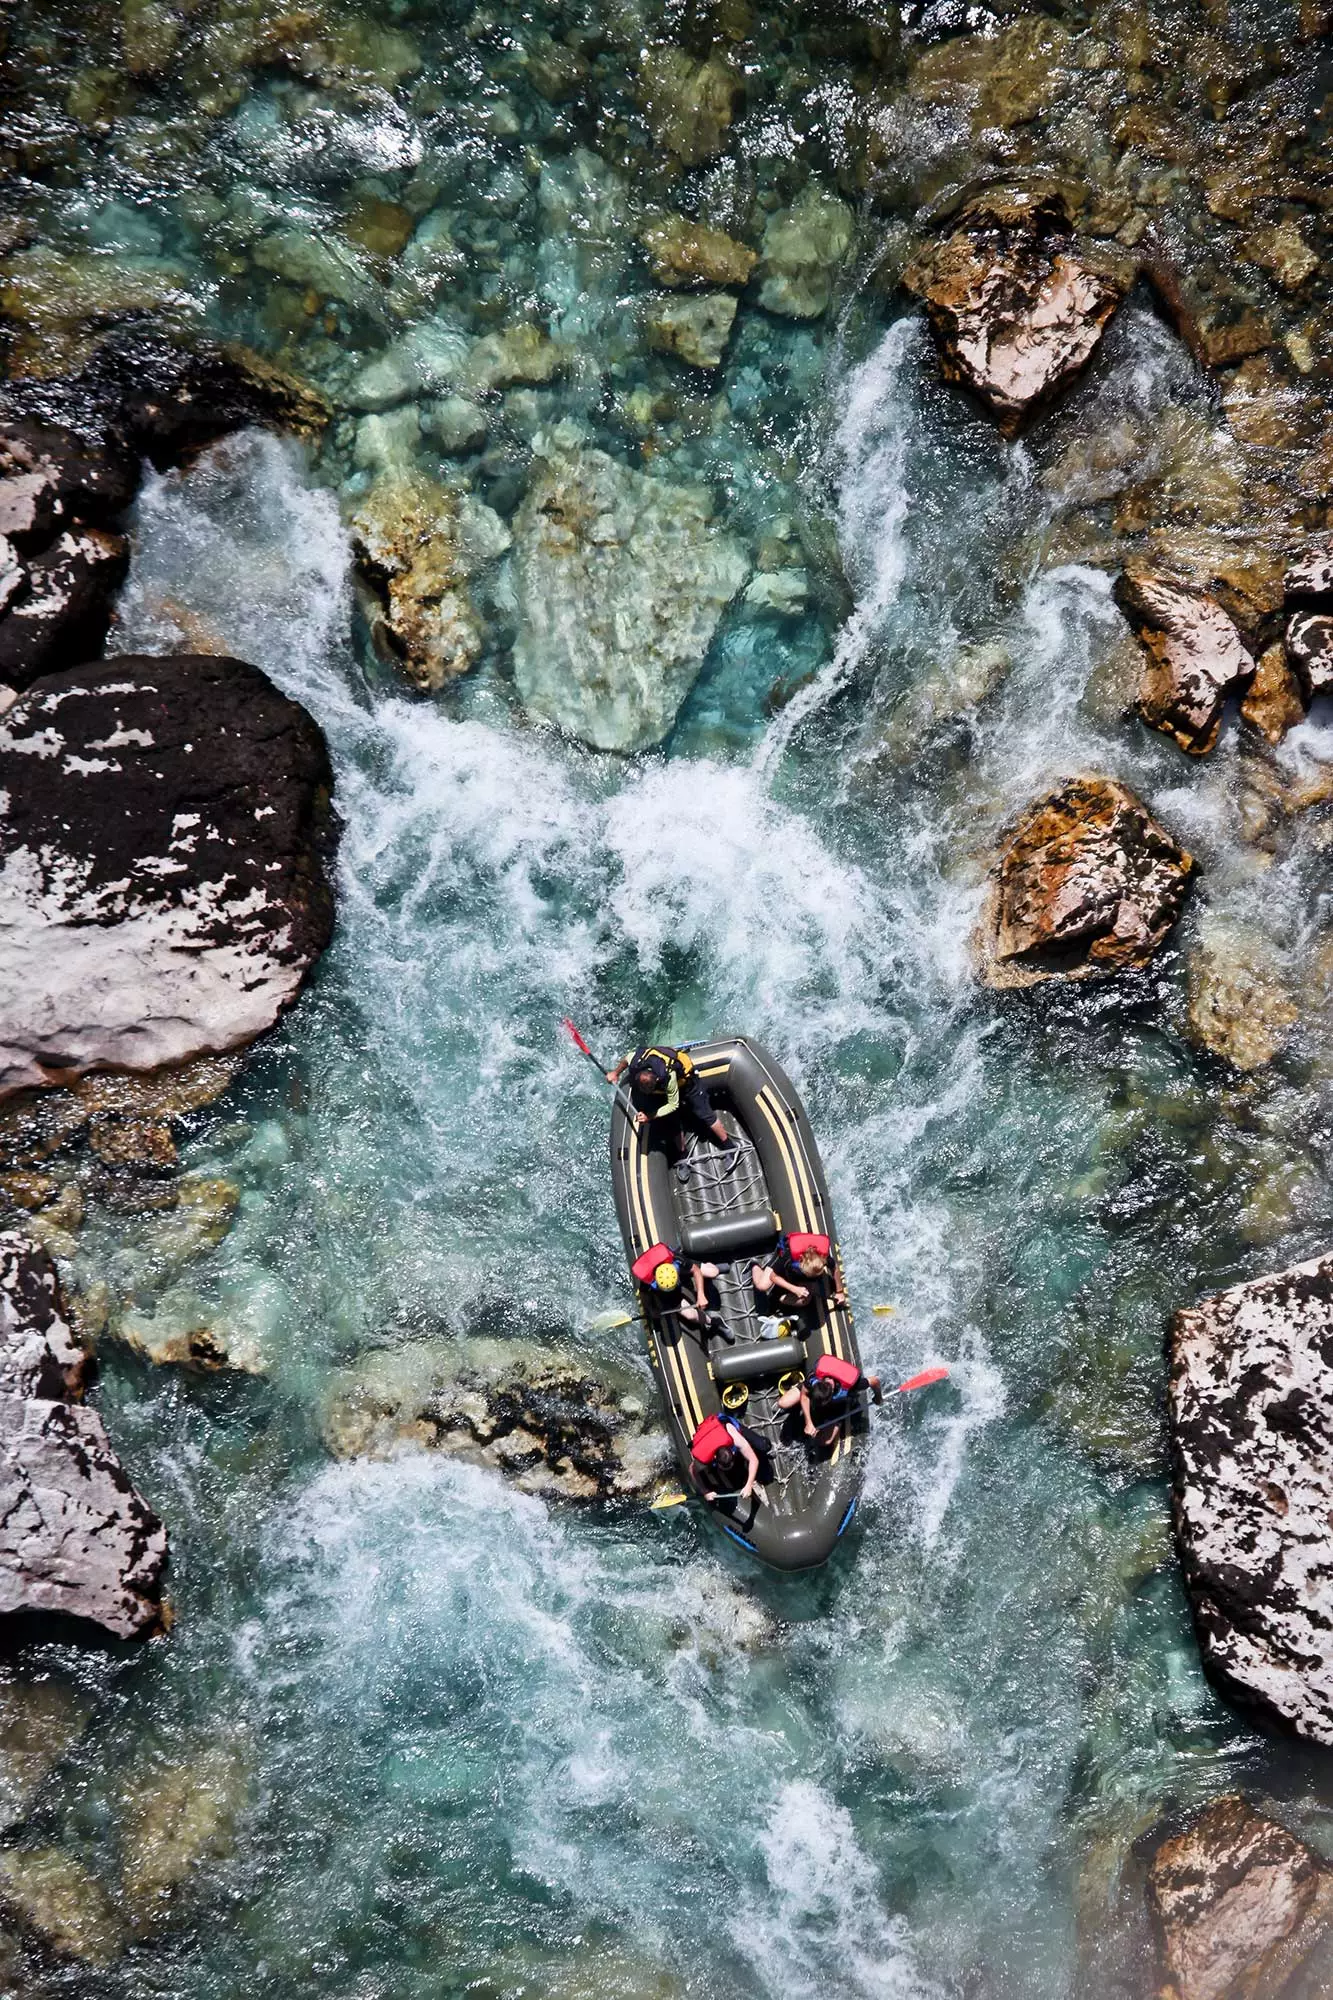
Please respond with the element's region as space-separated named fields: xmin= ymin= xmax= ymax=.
xmin=625 ymin=1047 xmax=716 ymax=1138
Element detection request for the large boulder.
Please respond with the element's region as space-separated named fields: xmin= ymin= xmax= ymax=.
xmin=903 ymin=188 xmax=1124 ymax=436
xmin=978 ymin=776 xmax=1195 ymax=989
xmin=0 ymin=654 xmax=335 ymax=1097
xmin=513 ymin=436 xmax=749 ymax=752
xmin=1148 ymin=1795 xmax=1333 ymax=2000
xmin=0 ymin=1233 xmax=167 ymax=1640
xmin=1115 ymin=565 xmax=1256 ymax=755
xmin=1169 ymin=1253 xmax=1333 ymax=1743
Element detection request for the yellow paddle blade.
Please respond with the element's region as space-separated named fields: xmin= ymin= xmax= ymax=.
xmin=650 ymin=1491 xmax=690 ymax=1510
xmin=589 ymin=1310 xmax=634 ymax=1333
xmin=872 ymin=1304 xmax=897 ymax=1316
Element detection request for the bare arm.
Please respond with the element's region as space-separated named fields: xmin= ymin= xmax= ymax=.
xmin=736 ymin=1432 xmax=760 ymax=1499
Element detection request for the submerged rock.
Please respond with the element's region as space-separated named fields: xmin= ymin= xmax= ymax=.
xmin=1186 ymin=927 xmax=1297 ymax=1071
xmin=119 ymin=1739 xmax=250 ymax=1927
xmin=0 ymin=655 xmax=336 ymax=1097
xmin=645 ymin=292 xmax=737 ymax=370
xmin=0 ymin=1678 xmax=89 ymax=1833
xmin=1169 ymin=1253 xmax=1333 ymax=1744
xmin=903 ymin=190 xmax=1124 ymax=436
xmin=1115 ymin=565 xmax=1256 ymax=756
xmin=756 ymin=184 xmax=855 ymax=320
xmin=460 ymin=325 xmax=567 ymax=399
xmin=351 ymin=472 xmax=510 ymax=689
xmin=0 ymin=1846 xmax=124 ymax=1966
xmin=979 ymin=777 xmax=1194 ymax=989
xmin=512 ymin=436 xmax=749 ymax=753
xmin=322 ymin=1336 xmax=668 ymax=1502
xmin=0 ymin=1232 xmax=167 ymax=1640
xmin=1147 ymin=1795 xmax=1333 ymax=2000
xmin=640 ymin=215 xmax=755 ymax=290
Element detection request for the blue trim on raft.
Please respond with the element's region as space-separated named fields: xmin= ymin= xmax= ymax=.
xmin=721 ymin=1524 xmax=756 ymax=1551
xmin=838 ymin=1499 xmax=858 ymax=1536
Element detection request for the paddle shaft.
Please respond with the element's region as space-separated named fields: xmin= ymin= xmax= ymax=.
xmin=563 ymin=1021 xmax=643 ymax=1131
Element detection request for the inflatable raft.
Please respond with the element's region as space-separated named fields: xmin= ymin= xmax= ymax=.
xmin=610 ymin=1037 xmax=866 ymax=1570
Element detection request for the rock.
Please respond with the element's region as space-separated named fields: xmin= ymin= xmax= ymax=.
xmin=1286 ymin=612 xmax=1333 ymax=704
xmin=418 ymin=394 xmax=487 ymax=456
xmin=87 ymin=1114 xmax=177 ymax=1171
xmin=1241 ymin=642 xmax=1306 ymax=746
xmin=322 ymin=1336 xmax=669 ymax=1501
xmin=0 ymin=420 xmax=136 ymax=545
xmin=640 ymin=216 xmax=756 ymax=290
xmin=903 ymin=192 xmax=1124 ymax=437
xmin=0 ymin=655 xmax=336 ymax=1098
xmin=0 ymin=1847 xmax=124 ymax=1965
xmin=0 ymin=247 xmax=195 ymax=379
xmin=1285 ymin=535 xmax=1333 ymax=603
xmin=638 ymin=48 xmax=742 ymax=167
xmin=0 ymin=1231 xmax=167 ymax=1639
xmin=756 ymin=184 xmax=855 ymax=320
xmin=252 ymin=230 xmax=383 ymax=317
xmin=343 ymin=195 xmax=414 ymax=261
xmin=1114 ymin=565 xmax=1255 ymax=756
xmin=1244 ymin=221 xmax=1319 ymax=293
xmin=978 ymin=776 xmax=1195 ymax=989
xmin=460 ymin=325 xmax=567 ymax=398
xmin=876 ymin=639 xmax=1011 ymax=761
xmin=645 ymin=292 xmax=737 ymax=370
xmin=116 ymin=1296 xmax=261 ymax=1375
xmin=512 ymin=436 xmax=749 ymax=753
xmin=1186 ymin=927 xmax=1297 ymax=1070
xmin=0 ymin=527 xmax=129 ymax=692
xmin=350 ymin=473 xmax=510 ymax=689
xmin=119 ymin=1739 xmax=249 ymax=1926
xmin=345 ymin=322 xmax=469 ymax=412
xmin=0 ymin=1678 xmax=89 ymax=1832
xmin=1169 ymin=1252 xmax=1333 ymax=1744
xmin=1148 ymin=1796 xmax=1333 ymax=2000
xmin=743 ymin=569 xmax=810 ymax=618
xmin=0 ymin=1056 xmax=242 ymax=1172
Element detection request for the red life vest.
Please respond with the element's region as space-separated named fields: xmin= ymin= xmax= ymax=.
xmin=786 ymin=1231 xmax=831 ymax=1264
xmin=814 ymin=1353 xmax=861 ymax=1390
xmin=690 ymin=1414 xmax=732 ymax=1463
xmin=631 ymin=1242 xmax=675 ymax=1284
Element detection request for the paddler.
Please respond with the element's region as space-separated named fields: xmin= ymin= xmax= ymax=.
xmin=606 ymin=1044 xmax=736 ymax=1159
xmin=752 ymin=1231 xmax=848 ymax=1313
xmin=778 ymin=1354 xmax=882 ymax=1445
xmin=631 ymin=1242 xmax=731 ymax=1339
xmin=688 ymin=1411 xmax=771 ymax=1503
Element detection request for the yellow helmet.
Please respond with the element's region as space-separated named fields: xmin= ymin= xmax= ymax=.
xmin=655 ymin=1261 xmax=680 ymax=1292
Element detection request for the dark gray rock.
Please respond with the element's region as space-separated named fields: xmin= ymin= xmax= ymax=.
xmin=0 ymin=654 xmax=336 ymax=1097
xmin=0 ymin=1232 xmax=166 ymax=1640
xmin=0 ymin=528 xmax=129 ymax=692
xmin=1169 ymin=1253 xmax=1333 ymax=1744
xmin=0 ymin=421 xmax=136 ymax=549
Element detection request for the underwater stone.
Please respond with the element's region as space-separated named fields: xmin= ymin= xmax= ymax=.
xmin=1170 ymin=1253 xmax=1333 ymax=1745
xmin=118 ymin=1739 xmax=250 ymax=1928
xmin=0 ymin=1678 xmax=89 ymax=1832
xmin=979 ymin=776 xmax=1194 ymax=988
xmin=346 ymin=321 xmax=469 ymax=411
xmin=512 ymin=437 xmax=750 ymax=753
xmin=1186 ymin=925 xmax=1297 ymax=1070
xmin=0 ymin=655 xmax=336 ymax=1097
xmin=756 ymin=185 xmax=855 ymax=320
xmin=645 ymin=292 xmax=737 ymax=370
xmin=460 ymin=325 xmax=567 ymax=398
xmin=1148 ymin=1796 xmax=1333 ymax=2000
xmin=0 ymin=1847 xmax=124 ymax=1965
xmin=637 ymin=48 xmax=742 ymax=167
xmin=0 ymin=1231 xmax=167 ymax=1641
xmin=350 ymin=472 xmax=509 ymax=689
xmin=419 ymin=394 xmax=487 ymax=456
xmin=0 ymin=248 xmax=195 ymax=380
xmin=252 ymin=231 xmax=383 ymax=317
xmin=1115 ymin=564 xmax=1256 ymax=756
xmin=904 ymin=191 xmax=1123 ymax=436
xmin=640 ymin=215 xmax=756 ymax=290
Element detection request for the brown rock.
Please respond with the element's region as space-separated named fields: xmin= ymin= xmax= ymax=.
xmin=1115 ymin=565 xmax=1255 ymax=755
xmin=904 ymin=195 xmax=1123 ymax=437
xmin=1244 ymin=221 xmax=1320 ymax=293
xmin=1148 ymin=1796 xmax=1333 ymax=2000
xmin=87 ymin=1115 xmax=177 ymax=1171
xmin=1186 ymin=927 xmax=1298 ymax=1070
xmin=1241 ymin=643 xmax=1306 ymax=746
xmin=0 ymin=1846 xmax=124 ymax=1965
xmin=979 ymin=776 xmax=1195 ymax=989
xmin=644 ymin=292 xmax=736 ymax=370
xmin=350 ymin=473 xmax=510 ymax=690
xmin=637 ymin=48 xmax=742 ymax=167
xmin=640 ymin=216 xmax=756 ymax=290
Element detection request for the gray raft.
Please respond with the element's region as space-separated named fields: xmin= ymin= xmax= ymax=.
xmin=610 ymin=1036 xmax=866 ymax=1570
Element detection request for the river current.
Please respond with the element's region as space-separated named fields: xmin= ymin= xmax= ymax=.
xmin=7 ymin=2 xmax=1333 ymax=1995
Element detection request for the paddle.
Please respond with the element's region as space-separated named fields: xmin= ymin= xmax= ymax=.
xmin=871 ymin=1303 xmax=897 ymax=1316
xmin=650 ymin=1490 xmax=690 ymax=1510
xmin=890 ymin=1366 xmax=949 ymax=1396
xmin=588 ymin=1309 xmax=634 ymax=1334
xmin=562 ymin=1018 xmax=642 ymax=1129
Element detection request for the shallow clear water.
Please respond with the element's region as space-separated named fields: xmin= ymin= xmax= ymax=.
xmin=9 ymin=3 xmax=1333 ymax=1995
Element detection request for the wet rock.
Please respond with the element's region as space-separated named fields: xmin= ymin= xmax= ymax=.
xmin=1169 ymin=1252 xmax=1333 ymax=1744
xmin=253 ymin=230 xmax=382 ymax=318
xmin=118 ymin=1739 xmax=249 ymax=1927
xmin=322 ymin=1336 xmax=668 ymax=1501
xmin=460 ymin=325 xmax=567 ymax=399
xmin=512 ymin=434 xmax=749 ymax=753
xmin=0 ymin=1057 xmax=242 ymax=1173
xmin=1148 ymin=1795 xmax=1333 ymax=2000
xmin=350 ymin=472 xmax=510 ymax=689
xmin=756 ymin=184 xmax=855 ymax=321
xmin=638 ymin=48 xmax=742 ymax=168
xmin=0 ymin=1231 xmax=167 ymax=1639
xmin=1186 ymin=926 xmax=1297 ymax=1071
xmin=640 ymin=215 xmax=756 ymax=290
xmin=1114 ymin=565 xmax=1255 ymax=756
xmin=1286 ymin=613 xmax=1333 ymax=704
xmin=1244 ymin=221 xmax=1319 ymax=294
xmin=345 ymin=322 xmax=469 ymax=413
xmin=978 ymin=776 xmax=1195 ymax=989
xmin=0 ymin=1847 xmax=124 ymax=1965
xmin=645 ymin=292 xmax=737 ymax=370
xmin=116 ymin=1291 xmax=261 ymax=1375
xmin=0 ymin=527 xmax=129 ymax=692
xmin=743 ymin=569 xmax=810 ymax=618
xmin=904 ymin=191 xmax=1124 ymax=437
xmin=876 ymin=639 xmax=1010 ymax=762
xmin=0 ymin=655 xmax=336 ymax=1098
xmin=1241 ymin=642 xmax=1306 ymax=747
xmin=0 ymin=1678 xmax=89 ymax=1832
xmin=0 ymin=420 xmax=136 ymax=546
xmin=0 ymin=247 xmax=194 ymax=382
xmin=419 ymin=394 xmax=487 ymax=456
xmin=87 ymin=1115 xmax=177 ymax=1171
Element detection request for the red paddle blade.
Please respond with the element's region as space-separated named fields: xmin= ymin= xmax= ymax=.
xmin=561 ymin=1017 xmax=593 ymax=1057
xmin=895 ymin=1366 xmax=949 ymax=1396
